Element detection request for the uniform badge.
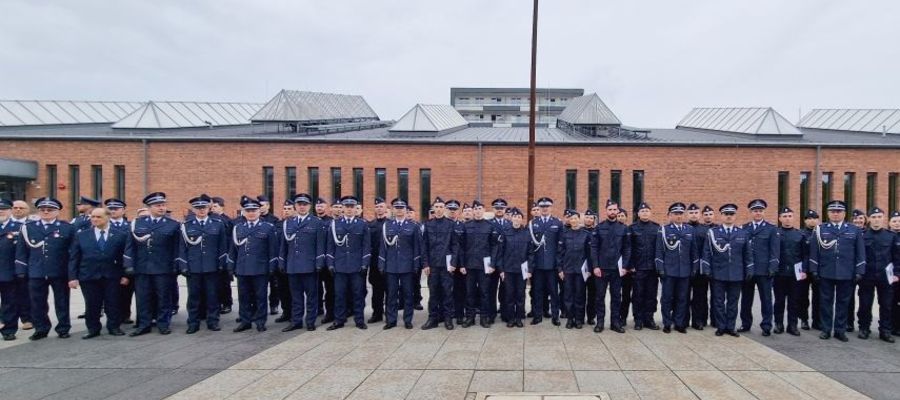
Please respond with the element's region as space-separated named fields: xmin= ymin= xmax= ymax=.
xmin=6 ymin=233 xmax=12 ymax=239
xmin=53 ymin=232 xmax=60 ymax=238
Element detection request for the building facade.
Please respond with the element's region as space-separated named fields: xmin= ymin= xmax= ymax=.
xmin=450 ymin=88 xmax=584 ymax=127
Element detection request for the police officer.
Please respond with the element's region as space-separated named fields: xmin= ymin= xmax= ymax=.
xmin=774 ymin=207 xmax=805 ymax=336
xmin=655 ymin=202 xmax=698 ymax=333
xmin=447 ymin=199 xmax=467 ymax=326
xmin=490 ymin=198 xmax=510 ymax=322
xmin=177 ymin=194 xmax=229 ymax=334
xmin=325 ymin=196 xmax=370 ymax=330
xmin=421 ymin=197 xmax=458 ymax=330
xmin=891 ymin=211 xmax=900 ymax=336
xmin=129 ymin=192 xmax=180 ymax=336
xmin=700 ymin=204 xmax=750 ymax=337
xmin=495 ymin=207 xmax=534 ymax=328
xmin=210 ymin=196 xmax=234 ymax=315
xmin=315 ymin=197 xmax=336 ymax=322
xmin=686 ymin=204 xmax=713 ymax=330
xmin=857 ymin=207 xmax=898 ymax=342
xmin=367 ymin=197 xmax=389 ymax=324
xmin=379 ymin=198 xmax=422 ymax=330
xmin=592 ymin=199 xmax=631 ymax=333
xmin=15 ymin=197 xmax=75 ymax=340
xmin=459 ymin=200 xmax=498 ymax=328
xmin=738 ymin=199 xmax=780 ymax=336
xmin=0 ymin=199 xmax=23 ymax=340
xmin=627 ymin=202 xmax=661 ymax=330
xmin=8 ymin=200 xmax=32 ymax=331
xmin=280 ymin=193 xmax=326 ymax=332
xmin=72 ymin=196 xmax=100 ymax=232
xmin=231 ymin=196 xmax=279 ymax=332
xmin=68 ymin=207 xmax=133 ymax=339
xmin=583 ymin=209 xmax=599 ymax=325
xmin=530 ymin=197 xmax=563 ymax=326
xmin=799 ymin=209 xmax=821 ymax=330
xmin=809 ymin=200 xmax=866 ymax=342
xmin=272 ymin=200 xmax=294 ymax=323
xmin=557 ymin=209 xmax=591 ymax=329
xmin=618 ymin=206 xmax=634 ymax=326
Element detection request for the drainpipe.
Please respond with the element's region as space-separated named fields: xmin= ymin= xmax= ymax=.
xmin=142 ymin=139 xmax=149 ymax=194
xmin=477 ymin=139 xmax=483 ymax=201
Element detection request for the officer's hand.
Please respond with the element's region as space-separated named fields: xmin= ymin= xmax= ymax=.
xmin=422 ymin=267 xmax=431 ymax=276
xmin=500 ymin=272 xmax=505 ymax=282
xmin=447 ymin=266 xmax=456 ymax=273
xmin=593 ymin=268 xmax=602 ymax=278
xmin=120 ymin=277 xmax=130 ymax=286
xmin=558 ymin=271 xmax=565 ymax=280
xmin=745 ymin=273 xmax=754 ymax=282
xmin=460 ymin=267 xmax=467 ymax=275
xmin=891 ymin=275 xmax=899 ymax=284
xmin=68 ymin=280 xmax=79 ymax=289
xmin=854 ymin=274 xmax=863 ymax=283
xmin=525 ymin=272 xmax=532 ymax=280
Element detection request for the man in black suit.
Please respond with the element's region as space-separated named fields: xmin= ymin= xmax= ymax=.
xmin=68 ymin=208 xmax=134 ymax=339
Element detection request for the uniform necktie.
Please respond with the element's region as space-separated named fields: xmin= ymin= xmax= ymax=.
xmin=200 ymin=220 xmax=205 ymax=227
xmin=98 ymin=230 xmax=107 ymax=251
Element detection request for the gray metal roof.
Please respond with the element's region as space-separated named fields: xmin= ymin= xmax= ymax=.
xmin=557 ymin=94 xmax=621 ymax=126
xmin=389 ymin=104 xmax=468 ymax=133
xmin=0 ymin=100 xmax=144 ymax=126
xmin=678 ymin=107 xmax=801 ymax=136
xmin=798 ymin=109 xmax=900 ymax=134
xmin=111 ymin=101 xmax=263 ymax=129
xmin=250 ymin=90 xmax=378 ymax=123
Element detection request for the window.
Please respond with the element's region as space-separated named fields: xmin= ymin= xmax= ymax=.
xmin=889 ymin=173 xmax=898 ymax=214
xmin=114 ymin=165 xmax=125 ymax=200
xmin=285 ymin=167 xmax=297 ymax=199
xmin=46 ymin=165 xmax=57 ymax=198
xmin=307 ymin=167 xmax=319 ymax=201
xmin=588 ymin=170 xmax=600 ymax=213
xmin=375 ymin=168 xmax=386 ymax=200
xmin=91 ymin=165 xmax=102 ymax=200
xmin=398 ymin=168 xmax=409 ymax=201
xmin=799 ymin=172 xmax=811 ymax=217
xmin=330 ymin=167 xmax=342 ymax=200
xmin=420 ymin=169 xmax=431 ymax=220
xmin=610 ymin=170 xmax=622 ymax=205
xmin=843 ymin=172 xmax=855 ymax=220
xmin=866 ymin=172 xmax=877 ymax=212
xmin=778 ymin=171 xmax=790 ymax=212
xmin=632 ymin=170 xmax=645 ymax=218
xmin=353 ymin=168 xmax=364 ymax=200
xmin=821 ymin=172 xmax=833 ymax=215
xmin=69 ymin=165 xmax=80 ymax=218
xmin=565 ymin=170 xmax=577 ymax=209
xmin=262 ymin=166 xmax=274 ymax=204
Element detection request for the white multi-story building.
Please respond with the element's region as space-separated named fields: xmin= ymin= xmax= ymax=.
xmin=450 ymin=87 xmax=584 ymax=127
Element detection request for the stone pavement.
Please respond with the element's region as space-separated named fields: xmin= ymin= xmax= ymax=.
xmin=0 ymin=278 xmax=896 ymax=399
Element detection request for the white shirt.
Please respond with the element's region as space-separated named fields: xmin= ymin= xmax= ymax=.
xmin=195 ymin=217 xmax=209 ymax=225
xmin=10 ymin=217 xmax=27 ymax=224
xmin=94 ymin=227 xmax=108 ymax=241
xmin=110 ymin=218 xmax=125 ymax=226
xmin=722 ymin=224 xmax=734 ymax=234
xmin=42 ymin=219 xmax=57 ymax=228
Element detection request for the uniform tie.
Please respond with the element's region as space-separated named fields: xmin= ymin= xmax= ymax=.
xmin=98 ymin=230 xmax=107 ymax=251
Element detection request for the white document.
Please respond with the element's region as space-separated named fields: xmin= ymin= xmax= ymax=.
xmin=887 ymin=263 xmax=895 ymax=284
xmin=581 ymin=260 xmax=590 ymax=282
xmin=617 ymin=256 xmax=626 ymax=277
xmin=485 ymin=266 xmax=495 ymax=275
xmin=521 ymin=261 xmax=529 ymax=280
xmin=483 ymin=256 xmax=491 ymax=268
xmin=794 ymin=261 xmax=804 ymax=281
xmin=446 ymin=254 xmax=453 ymax=267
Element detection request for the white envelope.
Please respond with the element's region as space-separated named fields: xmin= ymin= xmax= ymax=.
xmin=887 ymin=263 xmax=895 ymax=284
xmin=521 ymin=261 xmax=528 ymax=280
xmin=485 ymin=266 xmax=494 ymax=275
xmin=581 ymin=260 xmax=590 ymax=282
xmin=617 ymin=256 xmax=626 ymax=277
xmin=446 ymin=254 xmax=452 ymax=267
xmin=483 ymin=256 xmax=491 ymax=268
xmin=794 ymin=261 xmax=804 ymax=281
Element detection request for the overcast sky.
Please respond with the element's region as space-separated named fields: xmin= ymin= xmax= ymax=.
xmin=1 ymin=0 xmax=897 ymax=127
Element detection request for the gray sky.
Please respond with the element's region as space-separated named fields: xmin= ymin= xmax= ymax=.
xmin=1 ymin=0 xmax=897 ymax=127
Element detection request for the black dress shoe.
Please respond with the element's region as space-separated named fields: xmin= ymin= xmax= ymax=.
xmin=367 ymin=315 xmax=383 ymax=324
xmin=123 ymin=318 xmax=134 ymax=324
xmin=761 ymin=329 xmax=771 ymax=337
xmin=530 ymin=318 xmax=542 ymax=325
xmin=403 ymin=322 xmax=412 ymax=329
xmin=421 ymin=320 xmax=439 ymax=330
xmin=552 ymin=318 xmax=561 ymax=326
xmin=507 ymin=322 xmax=516 ymax=328
xmin=593 ymin=324 xmax=604 ymax=333
xmin=800 ymin=320 xmax=810 ymax=330
xmin=2 ymin=333 xmax=15 ymax=341
xmin=575 ymin=323 xmax=583 ymax=329
xmin=282 ymin=324 xmax=304 ymax=332
xmin=565 ymin=320 xmax=574 ymax=329
xmin=646 ymin=322 xmax=660 ymax=331
xmin=275 ymin=315 xmax=290 ymax=323
xmin=691 ymin=323 xmax=702 ymax=331
xmin=675 ymin=327 xmax=687 ymax=334
xmin=444 ymin=321 xmax=453 ymax=330
xmin=787 ymin=326 xmax=801 ymax=336
xmin=256 ymin=326 xmax=267 ymax=332
xmin=737 ymin=326 xmax=750 ymax=333
xmin=307 ymin=325 xmax=316 ymax=331
xmin=186 ymin=326 xmax=200 ymax=334
xmin=129 ymin=328 xmax=151 ymax=337
xmin=77 ymin=313 xmax=86 ymax=319
xmin=858 ymin=329 xmax=870 ymax=340
xmin=208 ymin=324 xmax=221 ymax=331
xmin=515 ymin=320 xmax=524 ymax=328
xmin=587 ymin=318 xmax=596 ymax=325
xmin=774 ymin=324 xmax=784 ymax=334
xmin=715 ymin=329 xmax=724 ymax=336
xmin=663 ymin=326 xmax=671 ymax=333
xmin=413 ymin=303 xmax=424 ymax=310
xmin=235 ymin=318 xmax=242 ymax=323
xmin=812 ymin=323 xmax=822 ymax=331
xmin=727 ymin=330 xmax=740 ymax=337
xmin=383 ymin=323 xmax=396 ymax=330
xmin=82 ymin=331 xmax=101 ymax=340
xmin=58 ymin=332 xmax=70 ymax=339
xmin=611 ymin=325 xmax=625 ymax=334
xmin=220 ymin=306 xmax=232 ymax=314
xmin=527 ymin=311 xmax=534 ymax=318
xmin=819 ymin=332 xmax=831 ymax=340
xmin=634 ymin=323 xmax=643 ymax=331
xmin=326 ymin=323 xmax=344 ymax=331
xmin=480 ymin=319 xmax=490 ymax=328
xmin=233 ymin=323 xmax=252 ymax=333
xmin=846 ymin=326 xmax=855 ymax=333
xmin=159 ymin=328 xmax=171 ymax=335
xmin=108 ymin=329 xmax=126 ymax=336
xmin=543 ymin=312 xmax=552 ymax=319
xmin=880 ymin=333 xmax=896 ymax=343
xmin=356 ymin=323 xmax=367 ymax=330
xmin=835 ymin=333 xmax=849 ymax=342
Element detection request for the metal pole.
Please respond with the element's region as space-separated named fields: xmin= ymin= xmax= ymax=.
xmin=527 ymin=0 xmax=538 ymax=210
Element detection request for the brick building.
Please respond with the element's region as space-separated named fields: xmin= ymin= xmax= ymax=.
xmin=0 ymin=90 xmax=898 ymax=222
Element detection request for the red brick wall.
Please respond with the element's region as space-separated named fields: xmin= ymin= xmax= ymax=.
xmin=2 ymin=139 xmax=898 ymax=223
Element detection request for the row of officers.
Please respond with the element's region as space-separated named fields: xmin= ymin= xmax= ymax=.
xmin=0 ymin=192 xmax=898 ymax=344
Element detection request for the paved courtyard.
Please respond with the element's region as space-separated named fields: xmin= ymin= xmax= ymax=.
xmin=0 ymin=279 xmax=897 ymax=399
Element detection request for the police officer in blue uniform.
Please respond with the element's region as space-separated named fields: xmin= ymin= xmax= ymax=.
xmin=68 ymin=207 xmax=133 ymax=339
xmin=273 ymin=199 xmax=294 ymax=323
xmin=799 ymin=209 xmax=821 ymax=331
xmin=489 ymin=198 xmax=510 ymax=323
xmin=129 ymin=192 xmax=180 ymax=336
xmin=495 ymin=207 xmax=534 ymax=328
xmin=592 ymin=199 xmax=631 ymax=333
xmin=557 ymin=209 xmax=592 ymax=329
xmin=857 ymin=207 xmax=899 ymax=342
xmin=103 ymin=198 xmax=134 ymax=324
xmin=315 ymin=197 xmax=336 ymax=322
xmin=773 ymin=207 xmax=805 ymax=336
xmin=210 ymin=196 xmax=235 ymax=315
xmin=701 ymin=204 xmax=751 ymax=337
xmin=72 ymin=196 xmax=100 ymax=232
xmin=655 ymin=202 xmax=698 ymax=333
xmin=367 ymin=197 xmax=389 ymax=324
xmin=379 ymin=198 xmax=423 ymax=330
xmin=530 ymin=197 xmax=563 ymax=326
xmin=421 ymin=197 xmax=458 ymax=330
xmin=447 ymin=199 xmax=468 ymax=326
xmin=0 ymin=199 xmax=23 ymax=340
xmin=583 ymin=209 xmax=599 ymax=325
xmin=809 ymin=200 xmax=866 ymax=342
xmin=686 ymin=204 xmax=714 ymax=330
xmin=627 ymin=202 xmax=661 ymax=330
xmin=738 ymin=199 xmax=780 ymax=336
xmin=325 ymin=196 xmax=370 ymax=330
xmin=177 ymin=194 xmax=229 ymax=334
xmin=459 ymin=200 xmax=498 ymax=328
xmin=280 ymin=193 xmax=326 ymax=332
xmin=15 ymin=197 xmax=75 ymax=340
xmin=231 ymin=196 xmax=279 ymax=332
xmin=890 ymin=210 xmax=900 ymax=336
